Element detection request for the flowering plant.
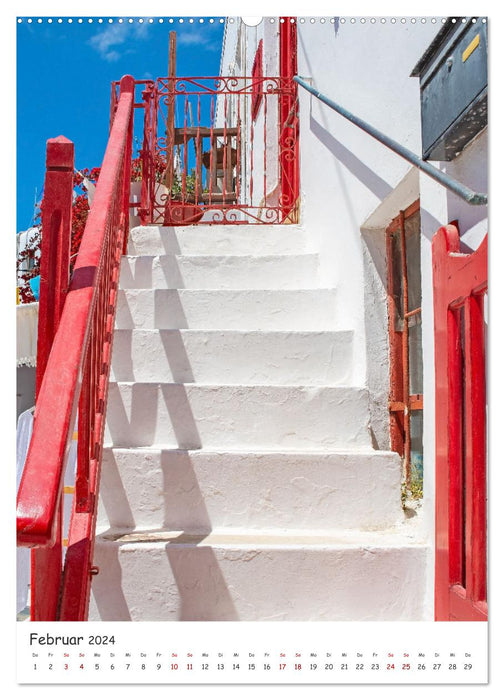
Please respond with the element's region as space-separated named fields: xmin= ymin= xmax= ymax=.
xmin=130 ymin=151 xmax=167 ymax=183
xmin=16 ymin=166 xmax=101 ymax=304
xmin=71 ymin=167 xmax=101 ymax=264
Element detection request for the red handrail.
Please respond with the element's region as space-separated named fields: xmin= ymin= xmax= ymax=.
xmin=16 ymin=75 xmax=135 ymax=621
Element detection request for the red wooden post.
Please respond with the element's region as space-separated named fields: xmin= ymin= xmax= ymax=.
xmin=279 ymin=17 xmax=299 ymax=222
xmin=36 ymin=137 xmax=74 ymax=394
xmin=31 ymin=136 xmax=74 ymax=621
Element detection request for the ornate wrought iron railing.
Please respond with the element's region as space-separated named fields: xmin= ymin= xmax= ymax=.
xmin=111 ymin=75 xmax=299 ymax=225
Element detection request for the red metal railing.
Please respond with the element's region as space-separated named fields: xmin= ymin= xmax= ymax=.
xmin=111 ymin=73 xmax=299 ymax=225
xmin=433 ymin=224 xmax=487 ymax=621
xmin=16 ymin=75 xmax=135 ymax=621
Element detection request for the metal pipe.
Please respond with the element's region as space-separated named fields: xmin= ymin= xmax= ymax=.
xmin=294 ymin=76 xmax=487 ymax=206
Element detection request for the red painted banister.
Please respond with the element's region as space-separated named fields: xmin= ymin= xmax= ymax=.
xmin=16 ymin=75 xmax=135 ymax=621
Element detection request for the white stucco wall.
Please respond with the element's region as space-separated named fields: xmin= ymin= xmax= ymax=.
xmin=296 ymin=19 xmax=439 ymax=390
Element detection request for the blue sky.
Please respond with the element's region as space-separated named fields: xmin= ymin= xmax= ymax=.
xmin=16 ymin=17 xmax=225 ymax=231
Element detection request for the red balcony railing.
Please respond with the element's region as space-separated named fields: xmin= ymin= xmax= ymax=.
xmin=111 ymin=74 xmax=299 ymax=225
xmin=16 ymin=75 xmax=135 ymax=621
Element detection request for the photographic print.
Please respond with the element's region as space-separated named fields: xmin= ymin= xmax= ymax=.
xmin=15 ymin=10 xmax=489 ymax=685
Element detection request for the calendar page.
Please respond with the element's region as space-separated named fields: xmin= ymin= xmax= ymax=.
xmin=13 ymin=1 xmax=495 ymax=692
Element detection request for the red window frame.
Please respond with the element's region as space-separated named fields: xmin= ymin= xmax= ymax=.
xmin=386 ymin=199 xmax=423 ymax=487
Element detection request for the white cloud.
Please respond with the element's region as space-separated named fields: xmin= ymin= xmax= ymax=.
xmin=177 ymin=32 xmax=208 ymax=46
xmin=177 ymin=25 xmax=221 ymax=51
xmin=88 ymin=21 xmax=150 ymax=62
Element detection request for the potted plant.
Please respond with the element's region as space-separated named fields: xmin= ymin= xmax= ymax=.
xmin=130 ymin=151 xmax=204 ymax=226
xmin=163 ymin=169 xmax=204 ymax=225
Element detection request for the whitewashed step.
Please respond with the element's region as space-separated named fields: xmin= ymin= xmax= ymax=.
xmin=104 ymin=384 xmax=371 ymax=449
xmin=110 ymin=330 xmax=354 ymax=385
xmin=115 ymin=289 xmax=342 ymax=330
xmin=97 ymin=447 xmax=403 ymax=533
xmin=119 ymin=254 xmax=319 ymax=290
xmin=89 ymin=528 xmax=427 ymax=621
xmin=127 ymin=224 xmax=310 ymax=256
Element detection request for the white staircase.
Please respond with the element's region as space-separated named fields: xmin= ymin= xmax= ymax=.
xmin=89 ymin=224 xmax=427 ymax=621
